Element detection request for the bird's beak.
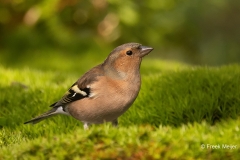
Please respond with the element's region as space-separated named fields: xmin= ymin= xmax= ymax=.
xmin=140 ymin=46 xmax=154 ymax=57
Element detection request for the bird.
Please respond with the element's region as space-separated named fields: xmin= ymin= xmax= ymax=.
xmin=24 ymin=43 xmax=153 ymax=129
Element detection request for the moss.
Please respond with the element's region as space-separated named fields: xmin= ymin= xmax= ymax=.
xmin=0 ymin=61 xmax=239 ymax=159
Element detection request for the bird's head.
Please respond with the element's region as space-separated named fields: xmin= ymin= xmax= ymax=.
xmin=103 ymin=43 xmax=153 ymax=79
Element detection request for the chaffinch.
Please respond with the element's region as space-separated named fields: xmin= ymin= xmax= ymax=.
xmin=24 ymin=43 xmax=153 ymax=129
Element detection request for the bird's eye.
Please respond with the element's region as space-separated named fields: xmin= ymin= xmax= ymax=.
xmin=126 ymin=50 xmax=132 ymax=55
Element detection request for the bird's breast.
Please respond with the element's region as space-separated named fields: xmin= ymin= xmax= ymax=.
xmin=91 ymin=76 xmax=141 ymax=109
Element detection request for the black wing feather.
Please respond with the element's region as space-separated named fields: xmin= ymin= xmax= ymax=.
xmin=50 ymin=64 xmax=103 ymax=108
xmin=51 ymin=83 xmax=90 ymax=107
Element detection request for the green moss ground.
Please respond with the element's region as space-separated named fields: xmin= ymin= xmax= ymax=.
xmin=0 ymin=55 xmax=239 ymax=159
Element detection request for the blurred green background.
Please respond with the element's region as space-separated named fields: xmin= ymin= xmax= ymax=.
xmin=0 ymin=0 xmax=240 ymax=68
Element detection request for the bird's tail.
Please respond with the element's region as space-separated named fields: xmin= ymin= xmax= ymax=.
xmin=24 ymin=107 xmax=60 ymax=124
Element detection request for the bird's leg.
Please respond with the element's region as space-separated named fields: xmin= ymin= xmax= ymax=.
xmin=111 ymin=119 xmax=118 ymax=127
xmin=84 ymin=122 xmax=89 ymax=130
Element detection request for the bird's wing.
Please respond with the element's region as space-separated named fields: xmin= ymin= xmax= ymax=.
xmin=50 ymin=65 xmax=103 ymax=107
